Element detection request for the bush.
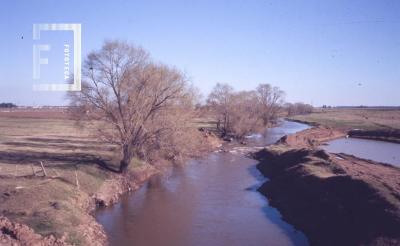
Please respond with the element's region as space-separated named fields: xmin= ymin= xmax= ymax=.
xmin=0 ymin=103 xmax=17 ymax=108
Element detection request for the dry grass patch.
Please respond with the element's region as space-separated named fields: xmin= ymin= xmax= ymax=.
xmin=0 ymin=116 xmax=129 ymax=245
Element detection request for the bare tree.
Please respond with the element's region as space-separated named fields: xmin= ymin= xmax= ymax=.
xmin=229 ymin=90 xmax=263 ymax=138
xmin=207 ymin=84 xmax=263 ymax=139
xmin=256 ymin=84 xmax=285 ymax=126
xmin=69 ymin=40 xmax=199 ymax=172
xmin=206 ymin=83 xmax=234 ymax=136
xmin=286 ymin=102 xmax=313 ymax=116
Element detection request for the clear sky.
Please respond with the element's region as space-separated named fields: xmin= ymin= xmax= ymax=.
xmin=1 ymin=0 xmax=399 ymax=106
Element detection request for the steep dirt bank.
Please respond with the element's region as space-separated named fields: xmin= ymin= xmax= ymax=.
xmin=348 ymin=129 xmax=400 ymax=144
xmin=252 ymin=127 xmax=400 ymax=246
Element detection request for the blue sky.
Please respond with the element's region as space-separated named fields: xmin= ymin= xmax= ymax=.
xmin=0 ymin=0 xmax=399 ymax=106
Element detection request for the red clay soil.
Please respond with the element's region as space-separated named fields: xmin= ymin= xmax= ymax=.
xmin=253 ymin=126 xmax=400 ymax=246
xmin=348 ymin=129 xmax=400 ymax=144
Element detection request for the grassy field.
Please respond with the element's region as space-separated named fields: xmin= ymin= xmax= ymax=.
xmin=0 ymin=113 xmax=148 ymax=245
xmin=289 ymin=108 xmax=400 ymax=131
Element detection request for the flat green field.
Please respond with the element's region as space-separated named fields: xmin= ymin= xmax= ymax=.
xmin=289 ymin=108 xmax=400 ymax=131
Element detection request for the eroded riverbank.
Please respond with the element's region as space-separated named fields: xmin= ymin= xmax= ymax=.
xmin=253 ymin=126 xmax=400 ymax=245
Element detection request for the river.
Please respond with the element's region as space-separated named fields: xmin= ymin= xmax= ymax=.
xmin=323 ymin=137 xmax=400 ymax=167
xmin=96 ymin=120 xmax=310 ymax=246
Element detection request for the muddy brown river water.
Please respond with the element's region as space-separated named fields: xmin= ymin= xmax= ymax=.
xmin=96 ymin=121 xmax=310 ymax=246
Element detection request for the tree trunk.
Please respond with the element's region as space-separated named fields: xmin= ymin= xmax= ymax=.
xmin=119 ymin=159 xmax=129 ymax=173
xmin=119 ymin=144 xmax=133 ymax=173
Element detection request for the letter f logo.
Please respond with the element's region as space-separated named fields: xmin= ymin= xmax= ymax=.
xmin=33 ymin=44 xmax=50 ymax=80
xmin=32 ymin=23 xmax=81 ymax=91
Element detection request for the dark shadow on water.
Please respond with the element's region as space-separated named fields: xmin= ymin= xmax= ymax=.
xmin=260 ymin=198 xmax=309 ymax=246
xmin=246 ymin=164 xmax=309 ymax=246
xmin=245 ymin=165 xmax=268 ymax=191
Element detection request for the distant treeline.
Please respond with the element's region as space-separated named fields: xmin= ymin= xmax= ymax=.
xmin=206 ymin=83 xmax=285 ymax=139
xmin=0 ymin=103 xmax=17 ymax=108
xmin=334 ymin=106 xmax=400 ymax=109
xmin=320 ymin=105 xmax=400 ymax=110
xmin=286 ymin=102 xmax=313 ymax=116
xmin=204 ymin=83 xmax=314 ymax=139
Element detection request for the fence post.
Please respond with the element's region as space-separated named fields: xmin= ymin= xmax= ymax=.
xmin=40 ymin=161 xmax=47 ymax=177
xmin=30 ymin=164 xmax=36 ymax=176
xmin=75 ymin=169 xmax=80 ymax=190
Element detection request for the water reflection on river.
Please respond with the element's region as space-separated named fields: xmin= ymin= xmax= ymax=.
xmin=323 ymin=137 xmax=400 ymax=167
xmin=96 ymin=121 xmax=310 ymax=246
